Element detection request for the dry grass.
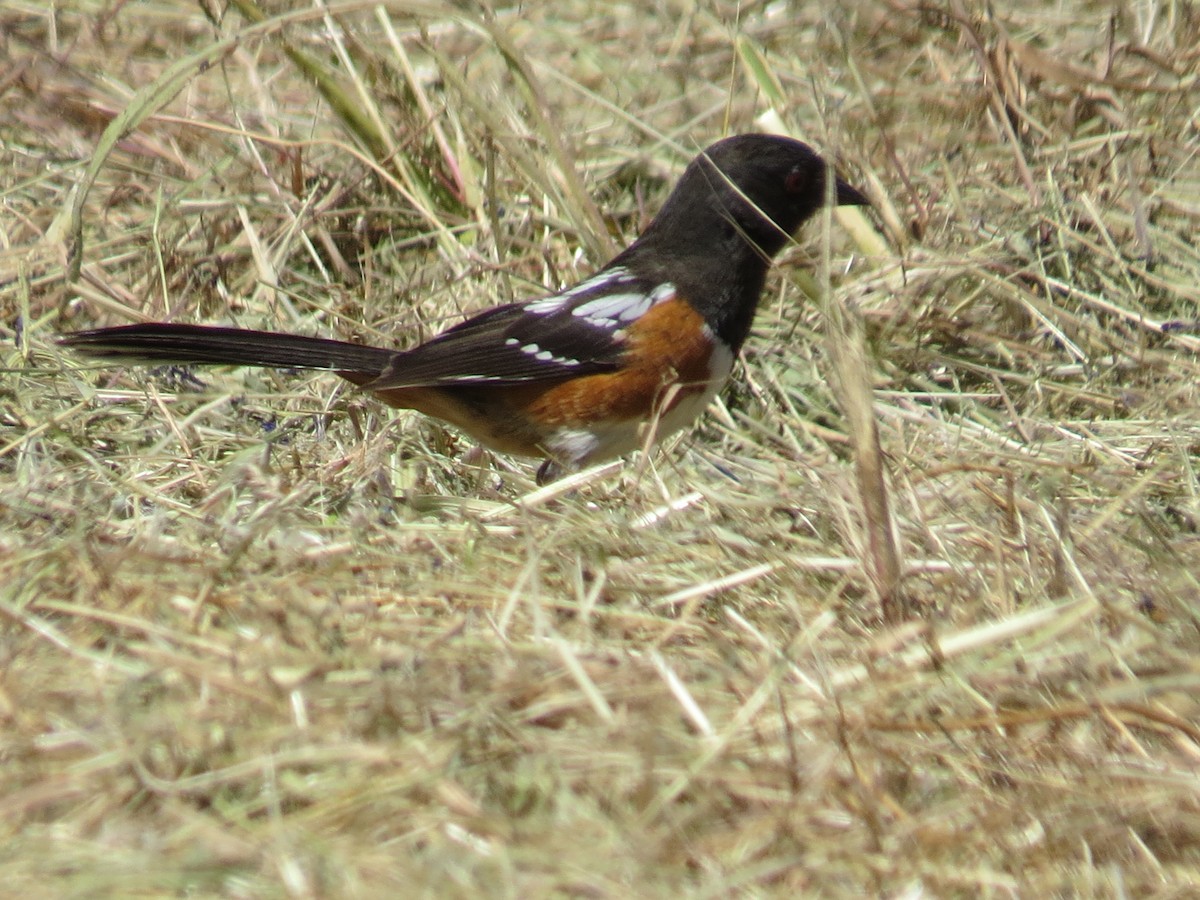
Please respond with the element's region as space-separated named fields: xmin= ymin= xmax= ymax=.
xmin=3 ymin=0 xmax=1200 ymax=895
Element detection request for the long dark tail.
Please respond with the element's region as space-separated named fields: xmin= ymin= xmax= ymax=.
xmin=60 ymin=323 xmax=397 ymax=375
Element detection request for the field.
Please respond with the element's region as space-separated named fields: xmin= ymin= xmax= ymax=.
xmin=3 ymin=1 xmax=1199 ymax=895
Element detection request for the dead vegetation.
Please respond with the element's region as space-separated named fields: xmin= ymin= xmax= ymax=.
xmin=2 ymin=0 xmax=1199 ymax=895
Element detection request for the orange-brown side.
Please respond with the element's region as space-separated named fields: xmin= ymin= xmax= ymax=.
xmin=518 ymin=296 xmax=715 ymax=425
xmin=342 ymin=296 xmax=716 ymax=460
xmin=344 ymin=378 xmax=551 ymax=458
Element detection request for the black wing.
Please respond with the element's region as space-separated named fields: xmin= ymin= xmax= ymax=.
xmin=365 ymin=266 xmax=670 ymax=390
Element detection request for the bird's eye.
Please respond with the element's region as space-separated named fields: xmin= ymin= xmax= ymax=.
xmin=784 ymin=168 xmax=806 ymax=194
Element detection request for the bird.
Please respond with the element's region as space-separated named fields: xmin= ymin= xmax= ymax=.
xmin=61 ymin=133 xmax=868 ymax=483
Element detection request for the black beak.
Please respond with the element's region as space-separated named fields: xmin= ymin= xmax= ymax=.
xmin=835 ymin=177 xmax=869 ymax=207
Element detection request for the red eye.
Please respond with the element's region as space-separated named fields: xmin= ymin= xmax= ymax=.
xmin=785 ymin=169 xmax=806 ymax=194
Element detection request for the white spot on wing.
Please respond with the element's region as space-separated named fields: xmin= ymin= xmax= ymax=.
xmin=561 ymin=266 xmax=633 ymax=298
xmin=572 ymin=292 xmax=650 ymax=325
xmin=571 ymin=281 xmax=676 ymax=329
xmin=524 ymin=296 xmax=568 ymax=315
xmin=524 ymin=267 xmax=634 ymax=315
xmin=519 ymin=341 xmax=580 ymax=367
xmin=647 ymin=282 xmax=676 ymax=307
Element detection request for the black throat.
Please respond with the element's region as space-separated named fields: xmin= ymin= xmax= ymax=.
xmin=610 ymin=213 xmax=775 ymax=353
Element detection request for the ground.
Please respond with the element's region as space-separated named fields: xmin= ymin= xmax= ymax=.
xmin=2 ymin=1 xmax=1199 ymax=895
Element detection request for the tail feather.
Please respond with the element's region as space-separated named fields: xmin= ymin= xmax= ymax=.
xmin=60 ymin=323 xmax=397 ymax=375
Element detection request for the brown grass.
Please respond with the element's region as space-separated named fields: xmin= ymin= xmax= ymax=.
xmin=3 ymin=0 xmax=1200 ymax=894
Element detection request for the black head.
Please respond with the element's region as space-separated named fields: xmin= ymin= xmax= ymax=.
xmin=615 ymin=134 xmax=867 ymax=349
xmin=659 ymin=134 xmax=867 ymax=259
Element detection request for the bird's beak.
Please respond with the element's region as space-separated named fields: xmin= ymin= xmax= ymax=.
xmin=835 ymin=177 xmax=869 ymax=207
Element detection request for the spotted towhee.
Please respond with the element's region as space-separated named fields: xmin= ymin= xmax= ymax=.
xmin=62 ymin=134 xmax=868 ymax=482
